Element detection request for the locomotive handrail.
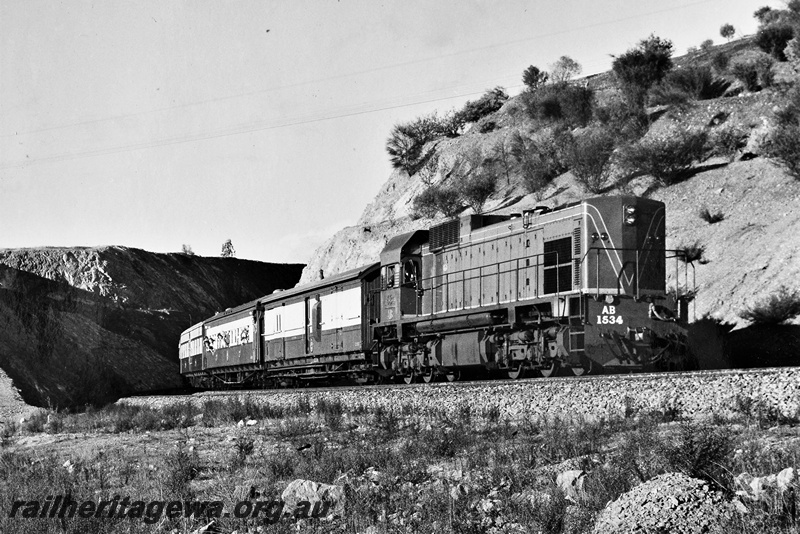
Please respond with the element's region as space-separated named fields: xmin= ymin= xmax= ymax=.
xmin=382 ymin=244 xmax=695 ymax=318
xmin=409 ymin=249 xmax=565 ymax=315
xmin=579 ymin=246 xmax=696 ymax=317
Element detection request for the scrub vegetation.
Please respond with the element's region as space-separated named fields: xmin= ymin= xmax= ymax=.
xmin=2 ymin=395 xmax=798 ymax=533
xmin=385 ymin=3 xmax=800 ymax=221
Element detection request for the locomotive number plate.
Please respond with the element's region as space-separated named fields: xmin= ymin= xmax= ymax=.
xmin=597 ymin=305 xmax=623 ymax=325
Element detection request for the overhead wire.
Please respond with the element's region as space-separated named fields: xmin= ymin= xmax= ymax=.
xmin=0 ymin=0 xmax=725 ymax=170
xmin=1 ymin=0 xmax=721 ymax=140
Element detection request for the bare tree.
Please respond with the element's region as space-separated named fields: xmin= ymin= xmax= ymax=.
xmin=491 ymin=136 xmax=516 ymax=186
xmin=549 ymin=56 xmax=582 ymax=83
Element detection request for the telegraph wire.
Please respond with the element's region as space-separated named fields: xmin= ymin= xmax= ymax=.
xmin=1 ymin=0 xmax=721 ymax=140
xmin=0 ymin=81 xmax=528 ymax=170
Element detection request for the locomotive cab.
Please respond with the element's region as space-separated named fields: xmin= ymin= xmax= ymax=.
xmin=379 ymin=230 xmax=429 ymax=322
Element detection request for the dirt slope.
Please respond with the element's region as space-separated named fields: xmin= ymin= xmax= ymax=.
xmin=0 ymin=248 xmax=304 ymax=410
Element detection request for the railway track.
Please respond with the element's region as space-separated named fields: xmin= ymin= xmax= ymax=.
xmin=126 ymin=365 xmax=800 ymax=402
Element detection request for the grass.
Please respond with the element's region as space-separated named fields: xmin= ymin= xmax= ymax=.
xmin=699 ymin=206 xmax=725 ymax=224
xmin=1 ymin=396 xmax=798 ymax=533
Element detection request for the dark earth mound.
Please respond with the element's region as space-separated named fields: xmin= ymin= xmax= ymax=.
xmin=0 ymin=247 xmax=303 ymax=408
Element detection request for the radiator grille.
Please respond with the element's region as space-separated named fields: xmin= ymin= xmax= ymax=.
xmin=430 ymin=219 xmax=460 ymax=251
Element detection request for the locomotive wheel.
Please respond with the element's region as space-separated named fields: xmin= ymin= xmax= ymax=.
xmin=570 ymin=359 xmax=595 ymax=376
xmin=507 ymin=363 xmax=526 ymax=380
xmin=538 ymin=361 xmax=559 ymax=378
xmin=421 ymin=368 xmax=436 ymax=383
xmin=570 ymin=366 xmax=587 ymax=376
xmin=444 ymin=369 xmax=460 ymax=382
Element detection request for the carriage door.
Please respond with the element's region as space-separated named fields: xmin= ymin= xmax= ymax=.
xmin=305 ymin=294 xmax=322 ymax=354
xmin=401 ymin=258 xmax=421 ymax=315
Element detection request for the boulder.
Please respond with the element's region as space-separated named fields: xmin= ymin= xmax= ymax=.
xmin=556 ymin=470 xmax=587 ymax=503
xmin=592 ymin=473 xmax=735 ymax=534
xmin=280 ymin=479 xmax=345 ymax=519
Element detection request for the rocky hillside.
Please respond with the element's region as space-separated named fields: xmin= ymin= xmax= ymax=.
xmin=0 ymin=247 xmax=303 ymax=410
xmin=299 ymin=38 xmax=800 ymax=338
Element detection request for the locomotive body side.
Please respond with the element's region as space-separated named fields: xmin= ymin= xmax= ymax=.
xmin=372 ymin=195 xmax=694 ymax=382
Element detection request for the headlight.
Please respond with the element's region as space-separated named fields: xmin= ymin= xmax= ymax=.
xmin=624 ymin=205 xmax=637 ymax=225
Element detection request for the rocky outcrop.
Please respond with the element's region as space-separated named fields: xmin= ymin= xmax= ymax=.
xmin=0 ymin=247 xmax=304 ymax=409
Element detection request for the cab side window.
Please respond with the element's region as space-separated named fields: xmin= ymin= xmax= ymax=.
xmin=385 ymin=265 xmax=396 ymax=288
xmin=403 ymin=260 xmax=419 ymax=285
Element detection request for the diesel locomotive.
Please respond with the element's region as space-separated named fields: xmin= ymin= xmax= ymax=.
xmin=179 ymin=195 xmax=696 ymax=388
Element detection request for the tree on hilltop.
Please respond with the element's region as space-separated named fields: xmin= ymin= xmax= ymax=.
xmin=522 ymin=65 xmax=548 ymax=89
xmin=221 ymin=239 xmax=235 ymax=258
xmin=720 ymin=23 xmax=735 ymax=41
xmin=549 ymin=56 xmax=582 ymax=83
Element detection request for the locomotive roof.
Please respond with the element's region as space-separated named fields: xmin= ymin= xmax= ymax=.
xmin=259 ymin=262 xmax=381 ymax=306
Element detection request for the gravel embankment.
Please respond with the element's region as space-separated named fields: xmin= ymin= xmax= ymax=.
xmin=120 ymin=367 xmax=800 ymax=421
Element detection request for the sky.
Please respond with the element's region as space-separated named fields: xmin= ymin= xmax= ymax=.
xmin=0 ymin=0 xmax=782 ymax=264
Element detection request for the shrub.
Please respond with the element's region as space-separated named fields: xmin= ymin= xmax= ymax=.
xmin=619 ymin=127 xmax=708 ymax=185
xmin=768 ymin=87 xmax=800 ymax=179
xmin=754 ymin=6 xmax=777 ymax=24
xmin=649 ymin=84 xmax=691 ymax=110
xmin=755 ymin=22 xmax=796 ymax=60
xmin=661 ymin=422 xmax=733 ymax=490
xmin=786 ymin=37 xmax=800 ymax=71
xmin=612 ymin=34 xmax=674 ymax=110
xmin=317 ymin=398 xmax=344 ymax=431
xmin=386 ymin=113 xmax=460 ymax=174
xmin=740 ymin=286 xmax=800 ymax=325
xmin=650 ymin=65 xmax=730 ymax=104
xmin=522 ymin=83 xmax=594 ymax=127
xmin=163 ymin=442 xmax=200 ymax=500
xmin=477 ymin=119 xmax=497 ymax=133
xmin=700 ymin=39 xmax=714 ymax=51
xmin=457 ymin=87 xmax=508 ymax=124
xmin=457 ymin=168 xmax=497 ymax=213
xmin=565 ymin=127 xmax=616 ymax=193
xmin=709 ymin=123 xmax=748 ymax=161
xmin=699 ymin=207 xmax=724 ymax=224
xmin=522 ymin=65 xmax=548 ymax=89
xmin=511 ymin=129 xmax=570 ymax=198
xmin=676 ymin=242 xmax=705 ymax=263
xmin=595 ymin=96 xmax=649 ymax=141
xmin=410 ymin=184 xmax=463 ymax=219
xmin=727 ymin=51 xmax=775 ymax=91
xmin=711 ymin=51 xmax=730 ymax=72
